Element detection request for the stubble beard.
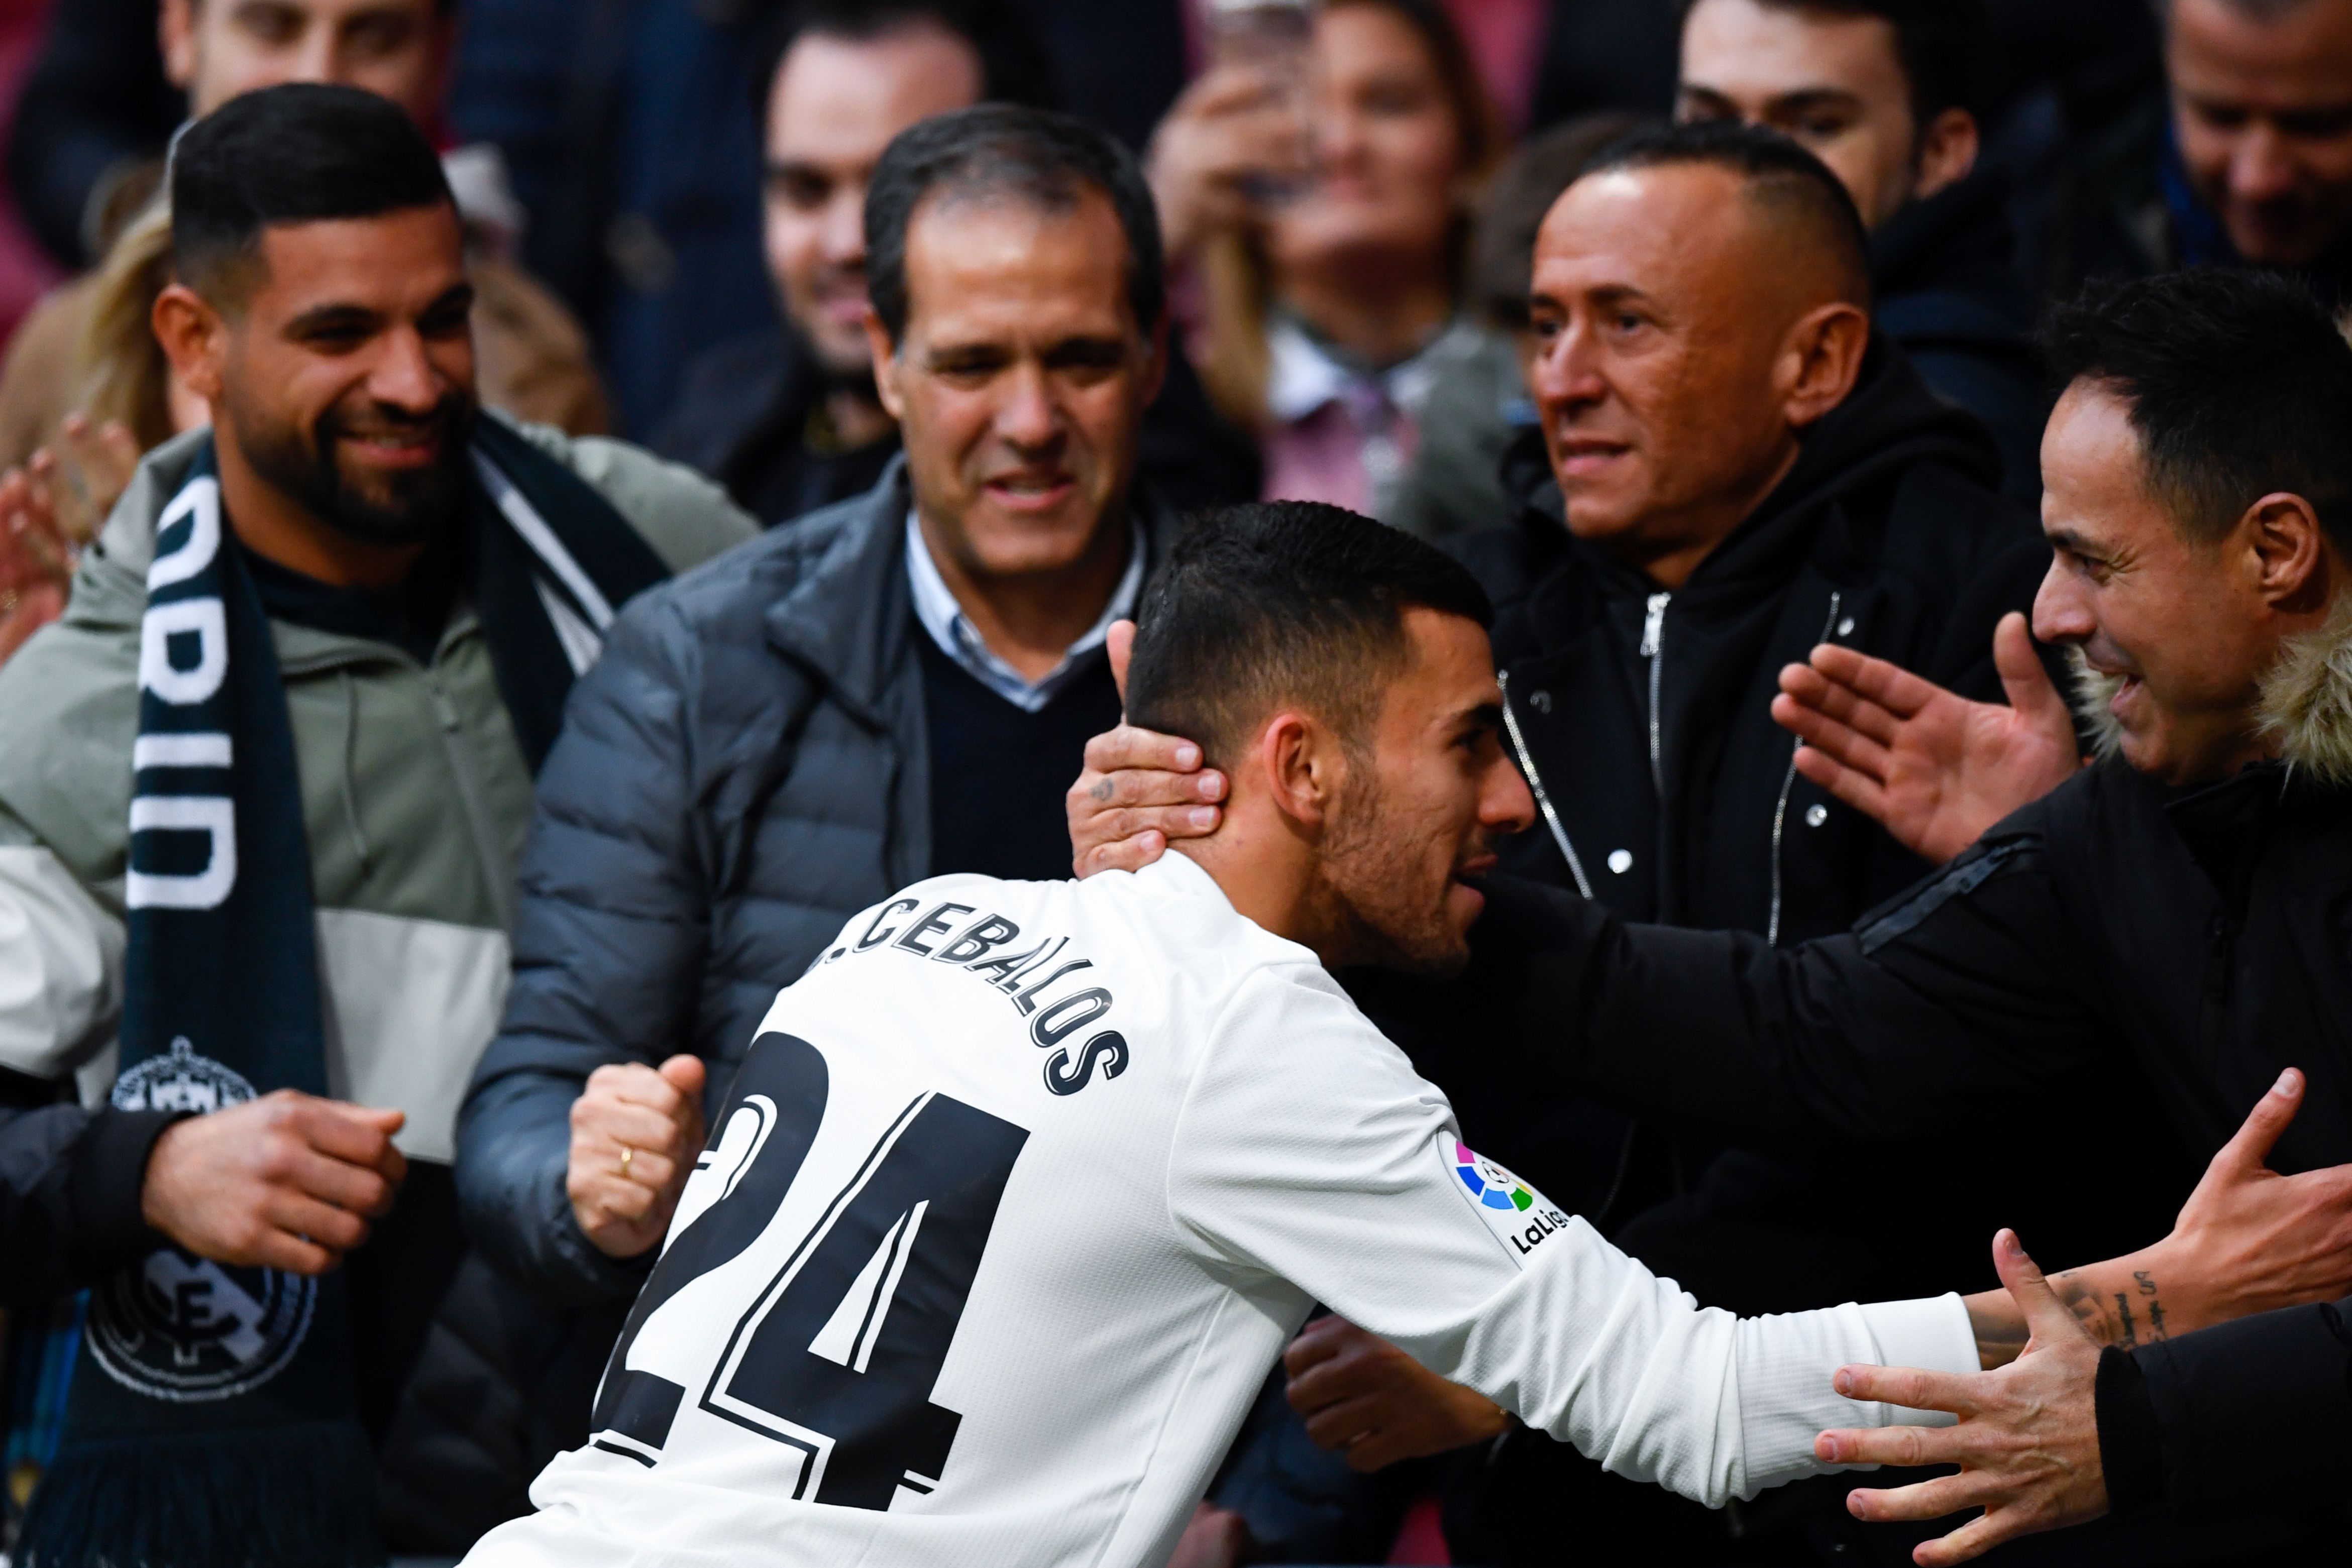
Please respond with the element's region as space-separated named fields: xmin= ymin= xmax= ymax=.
xmin=1314 ymin=782 xmax=1476 ymax=980
xmin=237 ymin=391 xmax=477 ymax=550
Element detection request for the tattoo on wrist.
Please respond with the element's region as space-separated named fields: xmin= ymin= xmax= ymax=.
xmin=1971 ymin=1266 xmax=2172 ymax=1367
xmin=2064 ymin=1269 xmax=2172 ymax=1349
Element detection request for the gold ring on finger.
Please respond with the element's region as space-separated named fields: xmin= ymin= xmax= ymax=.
xmin=617 ymin=1144 xmax=634 ymax=1178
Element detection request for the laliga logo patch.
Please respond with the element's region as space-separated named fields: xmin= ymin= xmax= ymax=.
xmin=1450 ymin=1140 xmax=1573 ymax=1260
xmin=1453 ymin=1140 xmax=1534 ymax=1212
xmin=90 ymin=1039 xmax=316 ymax=1401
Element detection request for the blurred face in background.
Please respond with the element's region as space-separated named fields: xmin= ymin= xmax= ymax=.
xmin=162 ymin=0 xmax=450 ymax=123
xmin=1676 ymin=0 xmax=1977 ymax=230
xmin=870 ymin=188 xmax=1163 ymax=585
xmin=1525 ymin=162 xmax=1865 ymax=583
xmin=2167 ymin=0 xmax=2352 ymax=267
xmin=1267 ymin=2 xmax=1470 ymax=291
xmin=764 ymin=24 xmax=986 ymax=379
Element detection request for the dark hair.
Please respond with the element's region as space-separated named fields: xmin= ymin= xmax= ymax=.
xmin=1470 ymin=111 xmax=1648 ymax=330
xmin=170 ymin=82 xmax=453 ymax=302
xmin=755 ymin=0 xmax=1060 ymax=120
xmin=1580 ymin=119 xmax=1873 ymax=306
xmin=865 ymin=104 xmax=1163 ymax=345
xmin=2040 ymin=268 xmax=2352 ymax=553
xmin=1677 ymin=0 xmax=1990 ymax=124
xmin=1126 ymin=502 xmax=1494 ymax=765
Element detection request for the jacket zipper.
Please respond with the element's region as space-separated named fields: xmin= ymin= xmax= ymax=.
xmin=1639 ymin=592 xmax=1671 ymax=796
xmin=1498 ymin=670 xmax=1595 ymax=900
xmin=1767 ymin=591 xmax=1843 ymax=946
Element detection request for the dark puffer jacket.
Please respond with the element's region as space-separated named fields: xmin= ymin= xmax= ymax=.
xmin=455 ymin=461 xmax=1179 ymax=1306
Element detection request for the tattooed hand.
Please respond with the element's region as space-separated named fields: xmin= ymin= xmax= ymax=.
xmin=1961 ymin=1068 xmax=2352 ymax=1367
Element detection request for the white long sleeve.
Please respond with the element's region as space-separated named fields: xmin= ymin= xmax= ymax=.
xmin=1166 ymin=961 xmax=1977 ymax=1507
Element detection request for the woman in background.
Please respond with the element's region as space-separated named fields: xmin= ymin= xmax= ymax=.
xmin=1150 ymin=0 xmax=1500 ymax=519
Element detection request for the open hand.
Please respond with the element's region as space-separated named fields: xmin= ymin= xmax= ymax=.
xmin=141 ymin=1090 xmax=408 ymax=1274
xmin=0 ymin=458 xmax=76 ymax=662
xmin=1819 ymin=1230 xmax=2108 ymax=1566
xmin=1771 ymin=614 xmax=2080 ymax=865
xmin=46 ymin=414 xmax=142 ymax=544
xmin=568 ymin=1054 xmax=708 ymax=1259
xmin=2151 ymin=1067 xmax=2352 ymax=1326
xmin=1282 ymin=1315 xmax=1508 ymax=1473
xmin=1067 ymin=622 xmax=1223 ymax=876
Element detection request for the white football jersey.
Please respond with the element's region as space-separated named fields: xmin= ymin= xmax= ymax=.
xmin=467 ymin=854 xmax=1975 ymax=1568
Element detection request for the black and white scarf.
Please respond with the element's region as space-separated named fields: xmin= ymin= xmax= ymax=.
xmin=19 ymin=417 xmax=670 ymax=1568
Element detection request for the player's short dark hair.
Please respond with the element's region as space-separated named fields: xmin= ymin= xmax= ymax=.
xmin=170 ymin=82 xmax=453 ymax=306
xmin=1126 ymin=503 xmax=1494 ymax=767
xmin=1580 ymin=119 xmax=1872 ymax=307
xmin=2040 ymin=268 xmax=2352 ymax=553
xmin=865 ymin=104 xmax=1163 ymax=346
xmin=755 ymin=0 xmax=1060 ymax=121
xmin=1677 ymin=0 xmax=1990 ymax=124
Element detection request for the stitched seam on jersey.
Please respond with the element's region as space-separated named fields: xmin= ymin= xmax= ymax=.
xmin=1089 ymin=1289 xmax=1244 ymax=1568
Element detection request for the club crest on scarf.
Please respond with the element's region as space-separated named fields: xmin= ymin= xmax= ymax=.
xmin=91 ymin=1039 xmax=318 ymax=1401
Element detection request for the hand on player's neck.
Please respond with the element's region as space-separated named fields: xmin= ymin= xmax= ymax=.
xmin=212 ymin=414 xmax=428 ymax=591
xmin=1169 ymin=714 xmax=1363 ymax=967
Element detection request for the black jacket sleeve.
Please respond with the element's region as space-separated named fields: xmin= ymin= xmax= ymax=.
xmin=1476 ymin=817 xmax=2109 ymax=1140
xmin=1 ymin=1103 xmax=178 ymax=1305
xmin=2098 ymin=1300 xmax=2352 ymax=1521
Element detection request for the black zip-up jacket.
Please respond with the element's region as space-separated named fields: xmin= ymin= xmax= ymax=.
xmin=1464 ymin=333 xmax=2048 ymax=954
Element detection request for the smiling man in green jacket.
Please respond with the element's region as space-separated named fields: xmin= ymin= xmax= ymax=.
xmin=0 ymin=85 xmax=752 ymax=1564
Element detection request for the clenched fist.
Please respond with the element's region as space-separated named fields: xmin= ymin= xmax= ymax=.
xmin=140 ymin=1090 xmax=408 ymax=1275
xmin=568 ymin=1055 xmax=708 ymax=1259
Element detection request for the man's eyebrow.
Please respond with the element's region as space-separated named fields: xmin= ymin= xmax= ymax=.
xmin=2044 ymin=526 xmax=2110 ymax=560
xmin=1587 ymin=282 xmax=1658 ymax=309
xmin=283 ymin=301 xmax=384 ymax=335
xmin=1764 ymin=88 xmax=1865 ymax=118
xmin=1457 ymin=700 xmax=1504 ymax=734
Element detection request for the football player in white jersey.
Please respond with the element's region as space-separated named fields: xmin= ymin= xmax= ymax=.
xmin=459 ymin=497 xmax=2073 ymax=1568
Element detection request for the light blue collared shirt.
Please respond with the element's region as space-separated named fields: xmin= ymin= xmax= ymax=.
xmin=904 ymin=512 xmax=1145 ymax=713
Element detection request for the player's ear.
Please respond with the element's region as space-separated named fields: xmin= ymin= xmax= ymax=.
xmin=1258 ymin=711 xmax=1340 ymax=831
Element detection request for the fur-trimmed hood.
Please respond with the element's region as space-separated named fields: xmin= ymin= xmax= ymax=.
xmin=2067 ymin=592 xmax=2352 ymax=785
xmin=2259 ymin=591 xmax=2352 ymax=785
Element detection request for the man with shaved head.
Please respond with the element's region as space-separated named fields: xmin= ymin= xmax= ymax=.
xmin=1069 ymin=122 xmax=2162 ymax=1560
